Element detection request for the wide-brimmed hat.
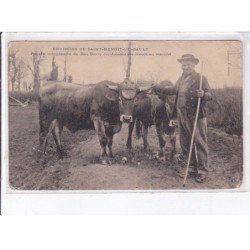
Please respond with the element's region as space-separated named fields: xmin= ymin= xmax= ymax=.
xmin=177 ymin=54 xmax=199 ymax=64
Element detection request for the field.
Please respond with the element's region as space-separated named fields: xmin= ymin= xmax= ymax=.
xmin=207 ymin=87 xmax=242 ymax=136
xmin=8 ymin=92 xmax=243 ymax=190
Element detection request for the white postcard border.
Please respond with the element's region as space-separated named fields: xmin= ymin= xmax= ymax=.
xmin=1 ymin=32 xmax=249 ymax=214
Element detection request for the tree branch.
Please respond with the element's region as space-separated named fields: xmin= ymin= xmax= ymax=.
xmin=27 ymin=63 xmax=34 ymax=75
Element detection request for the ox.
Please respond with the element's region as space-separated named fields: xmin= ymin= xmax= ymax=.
xmin=126 ymin=80 xmax=181 ymax=159
xmin=39 ymin=80 xmax=140 ymax=164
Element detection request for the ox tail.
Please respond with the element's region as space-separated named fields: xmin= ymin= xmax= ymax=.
xmin=38 ymin=96 xmax=44 ymax=131
xmin=38 ymin=96 xmax=50 ymax=147
xmin=38 ymin=96 xmax=45 ymax=146
xmin=38 ymin=96 xmax=43 ymax=129
xmin=136 ymin=119 xmax=142 ymax=139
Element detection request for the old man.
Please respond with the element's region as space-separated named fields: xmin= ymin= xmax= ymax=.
xmin=153 ymin=54 xmax=212 ymax=183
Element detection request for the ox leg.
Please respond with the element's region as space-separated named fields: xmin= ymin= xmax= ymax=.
xmin=93 ymin=118 xmax=109 ymax=165
xmin=156 ymin=122 xmax=166 ymax=157
xmin=126 ymin=120 xmax=135 ymax=152
xmin=107 ymin=135 xmax=114 ymax=159
xmin=106 ymin=123 xmax=122 ymax=163
xmin=52 ymin=120 xmax=66 ymax=158
xmin=39 ymin=119 xmax=50 ymax=153
xmin=170 ymin=130 xmax=182 ymax=162
xmin=39 ymin=110 xmax=47 ymax=147
xmin=105 ymin=126 xmax=114 ymax=159
xmin=142 ymin=124 xmax=149 ymax=151
xmin=39 ymin=108 xmax=51 ymax=148
xmin=40 ymin=119 xmax=56 ymax=154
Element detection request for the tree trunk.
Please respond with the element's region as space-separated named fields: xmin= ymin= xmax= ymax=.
xmin=11 ymin=79 xmax=15 ymax=91
xmin=33 ymin=75 xmax=40 ymax=95
xmin=23 ymin=81 xmax=27 ymax=91
xmin=64 ymin=59 xmax=67 ymax=82
xmin=17 ymin=80 xmax=21 ymax=91
xmin=125 ymin=42 xmax=132 ymax=83
xmin=33 ymin=66 xmax=41 ymax=95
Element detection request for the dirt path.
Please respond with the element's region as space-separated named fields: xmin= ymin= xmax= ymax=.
xmin=8 ymin=104 xmax=243 ymax=190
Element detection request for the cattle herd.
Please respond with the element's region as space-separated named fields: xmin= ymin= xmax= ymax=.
xmin=39 ymin=80 xmax=181 ymax=165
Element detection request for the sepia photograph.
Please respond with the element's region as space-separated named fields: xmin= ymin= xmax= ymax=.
xmin=1 ymin=1 xmax=250 ymax=247
xmin=6 ymin=39 xmax=243 ymax=190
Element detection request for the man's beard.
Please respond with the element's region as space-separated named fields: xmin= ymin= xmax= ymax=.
xmin=183 ymin=69 xmax=194 ymax=77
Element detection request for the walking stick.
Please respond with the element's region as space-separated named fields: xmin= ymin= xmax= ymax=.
xmin=183 ymin=62 xmax=203 ymax=187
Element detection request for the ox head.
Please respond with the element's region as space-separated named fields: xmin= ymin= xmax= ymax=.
xmin=151 ymin=80 xmax=174 ymax=103
xmin=105 ymin=82 xmax=151 ymax=123
xmin=105 ymin=82 xmax=136 ymax=123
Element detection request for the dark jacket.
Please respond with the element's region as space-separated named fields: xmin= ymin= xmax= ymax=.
xmin=153 ymin=71 xmax=212 ymax=120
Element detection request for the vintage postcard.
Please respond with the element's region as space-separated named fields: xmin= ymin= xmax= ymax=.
xmin=5 ymin=37 xmax=243 ymax=190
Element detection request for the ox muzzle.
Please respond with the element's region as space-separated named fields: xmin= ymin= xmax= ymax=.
xmin=120 ymin=115 xmax=133 ymax=123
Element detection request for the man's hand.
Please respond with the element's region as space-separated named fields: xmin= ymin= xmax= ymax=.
xmin=152 ymin=85 xmax=162 ymax=93
xmin=196 ymin=89 xmax=204 ymax=98
xmin=169 ymin=120 xmax=178 ymax=127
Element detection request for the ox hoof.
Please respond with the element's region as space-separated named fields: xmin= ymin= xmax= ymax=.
xmin=160 ymin=140 xmax=166 ymax=149
xmin=158 ymin=149 xmax=164 ymax=158
xmin=101 ymin=159 xmax=108 ymax=165
xmin=107 ymin=158 xmax=113 ymax=165
xmin=100 ymin=157 xmax=112 ymax=165
xmin=58 ymin=150 xmax=69 ymax=159
xmin=108 ymin=153 xmax=114 ymax=159
xmin=122 ymin=157 xmax=128 ymax=165
xmin=173 ymin=153 xmax=183 ymax=163
xmin=127 ymin=148 xmax=134 ymax=156
xmin=142 ymin=147 xmax=150 ymax=154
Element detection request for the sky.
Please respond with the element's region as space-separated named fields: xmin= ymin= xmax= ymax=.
xmin=9 ymin=40 xmax=243 ymax=89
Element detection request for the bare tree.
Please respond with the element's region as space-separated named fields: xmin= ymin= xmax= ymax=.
xmin=27 ymin=52 xmax=44 ymax=94
xmin=63 ymin=57 xmax=67 ymax=82
xmin=23 ymin=81 xmax=28 ymax=91
xmin=8 ymin=50 xmax=19 ymax=91
xmin=68 ymin=75 xmax=72 ymax=83
xmin=125 ymin=42 xmax=132 ymax=83
xmin=16 ymin=60 xmax=28 ymax=91
xmin=49 ymin=56 xmax=58 ymax=81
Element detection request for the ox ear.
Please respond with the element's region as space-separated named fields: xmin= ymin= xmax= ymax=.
xmin=105 ymin=89 xmax=119 ymax=102
xmin=105 ymin=84 xmax=120 ymax=101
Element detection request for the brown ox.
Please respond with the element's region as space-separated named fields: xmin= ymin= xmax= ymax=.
xmin=39 ymin=80 xmax=144 ymax=164
xmin=126 ymin=80 xmax=181 ymax=159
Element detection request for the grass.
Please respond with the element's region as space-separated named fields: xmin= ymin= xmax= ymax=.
xmin=9 ymin=91 xmax=38 ymax=103
xmin=207 ymin=87 xmax=242 ymax=136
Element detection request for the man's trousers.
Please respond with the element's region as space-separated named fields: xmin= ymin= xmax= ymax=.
xmin=177 ymin=108 xmax=209 ymax=175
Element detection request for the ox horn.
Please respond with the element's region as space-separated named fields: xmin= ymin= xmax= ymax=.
xmin=138 ymin=86 xmax=152 ymax=93
xmin=108 ymin=85 xmax=119 ymax=91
